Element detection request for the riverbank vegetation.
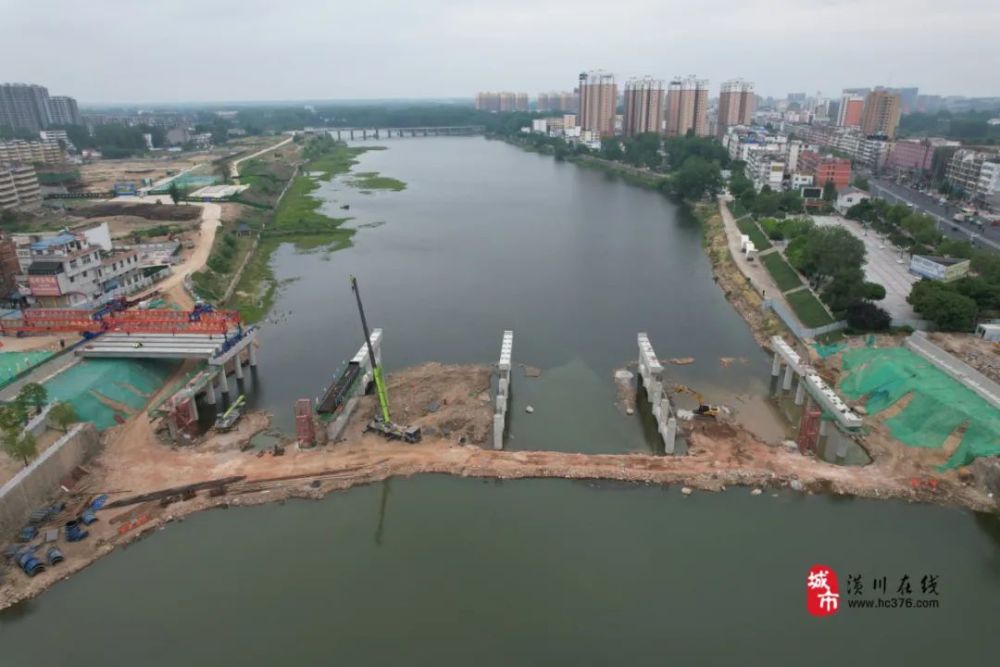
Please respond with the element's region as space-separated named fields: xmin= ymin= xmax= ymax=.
xmin=348 ymin=171 xmax=406 ymax=191
xmin=695 ymin=205 xmax=787 ymax=347
xmin=503 ymin=129 xmax=729 ymax=203
xmin=191 ymin=135 xmax=383 ymax=320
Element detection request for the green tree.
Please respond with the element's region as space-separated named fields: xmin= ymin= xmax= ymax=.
xmin=48 ymin=402 xmax=78 ymax=432
xmin=0 ymin=427 xmax=37 ymax=467
xmin=168 ymin=182 xmax=182 ymax=205
xmin=820 ymin=267 xmax=867 ymax=314
xmin=822 ymin=179 xmax=837 ymax=201
xmin=789 ymin=226 xmax=866 ymax=284
xmin=0 ymin=404 xmax=25 ymax=432
xmin=600 ymin=138 xmax=623 ymax=161
xmin=17 ymin=382 xmax=48 ymax=416
xmin=846 ymin=301 xmax=891 ymax=332
xmin=863 ymin=282 xmax=887 ymax=301
xmin=671 ymin=156 xmax=722 ymax=201
xmin=852 ymin=176 xmax=870 ymax=191
xmin=908 ymin=280 xmax=978 ymax=331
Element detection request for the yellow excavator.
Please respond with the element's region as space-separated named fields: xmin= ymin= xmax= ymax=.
xmin=672 ymin=384 xmax=721 ymax=418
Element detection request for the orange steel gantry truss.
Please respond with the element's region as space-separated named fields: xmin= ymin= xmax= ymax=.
xmin=0 ymin=307 xmax=242 ymax=336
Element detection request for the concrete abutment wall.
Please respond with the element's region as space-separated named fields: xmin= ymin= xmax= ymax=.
xmin=0 ymin=423 xmax=101 ymax=538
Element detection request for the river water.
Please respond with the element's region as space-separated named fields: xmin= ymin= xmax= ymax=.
xmin=2 ymin=138 xmax=998 ymax=664
xmin=250 ymin=136 xmax=784 ymax=447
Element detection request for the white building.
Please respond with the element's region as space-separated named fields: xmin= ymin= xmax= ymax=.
xmin=791 ymin=173 xmax=814 ymax=190
xmin=745 ymin=150 xmax=785 ymax=191
xmin=16 ymin=228 xmax=151 ymax=307
xmin=835 ymin=187 xmax=871 ymax=214
xmin=946 ymin=149 xmax=1000 ymax=202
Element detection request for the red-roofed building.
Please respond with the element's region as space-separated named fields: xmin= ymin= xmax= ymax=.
xmin=798 ymin=151 xmax=852 ymax=191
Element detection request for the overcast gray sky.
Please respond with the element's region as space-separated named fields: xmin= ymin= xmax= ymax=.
xmin=2 ymin=0 xmax=998 ymax=104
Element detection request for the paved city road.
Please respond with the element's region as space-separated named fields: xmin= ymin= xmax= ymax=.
xmin=869 ymin=178 xmax=1000 ymax=253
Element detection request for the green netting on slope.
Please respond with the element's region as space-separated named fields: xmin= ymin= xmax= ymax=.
xmin=43 ymin=359 xmax=179 ymax=430
xmin=0 ymin=351 xmax=55 ymax=389
xmin=839 ymin=347 xmax=1000 ymax=469
xmin=813 ymin=342 xmax=847 ymax=359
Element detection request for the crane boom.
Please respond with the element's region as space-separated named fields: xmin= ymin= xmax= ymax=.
xmin=350 ymin=276 xmax=391 ymax=423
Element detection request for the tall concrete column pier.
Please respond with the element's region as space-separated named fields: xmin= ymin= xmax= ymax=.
xmin=493 ymin=330 xmax=513 ymax=450
xmin=249 ymin=343 xmax=258 ymax=367
xmin=219 ymin=367 xmax=229 ymax=395
xmin=771 ymin=352 xmax=782 ymax=376
xmin=205 ymin=379 xmax=217 ymax=405
xmin=794 ymin=379 xmax=805 ymax=406
xmin=234 ymin=356 xmax=244 ymax=380
xmin=783 ymin=364 xmax=794 ymax=391
xmin=637 ymin=333 xmax=677 ymax=454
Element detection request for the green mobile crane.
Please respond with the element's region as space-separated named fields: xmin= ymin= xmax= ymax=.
xmin=350 ymin=276 xmax=422 ymax=444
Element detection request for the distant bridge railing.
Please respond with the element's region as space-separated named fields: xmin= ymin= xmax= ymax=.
xmin=320 ymin=126 xmax=485 ymax=140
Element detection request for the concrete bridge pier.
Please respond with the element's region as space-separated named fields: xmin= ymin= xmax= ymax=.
xmin=234 ymin=355 xmax=244 ymax=381
xmin=794 ymin=378 xmax=806 ymax=405
xmin=782 ymin=364 xmax=794 ymax=391
xmin=219 ymin=367 xmax=230 ymax=395
xmin=493 ymin=330 xmax=513 ymax=450
xmin=205 ymin=379 xmax=217 ymax=405
xmin=638 ymin=333 xmax=676 ymax=454
xmin=771 ymin=352 xmax=782 ymax=376
xmin=249 ymin=343 xmax=258 ymax=367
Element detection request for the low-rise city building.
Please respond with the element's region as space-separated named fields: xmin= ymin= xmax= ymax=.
xmin=745 ymin=150 xmax=785 ymax=191
xmin=798 ymin=151 xmax=852 ymax=190
xmin=909 ymin=255 xmax=971 ymax=282
xmin=945 ymin=149 xmax=1000 ymax=202
xmin=0 ymin=139 xmax=64 ymax=164
xmin=0 ymin=164 xmax=42 ymax=210
xmin=16 ymin=228 xmax=153 ymax=307
xmin=835 ymin=186 xmax=870 ymax=214
xmin=885 ymin=138 xmax=960 ymax=175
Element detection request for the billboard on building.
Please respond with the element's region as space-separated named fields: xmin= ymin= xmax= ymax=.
xmin=909 ymin=255 xmax=971 ymax=282
xmin=28 ymin=275 xmax=61 ymax=296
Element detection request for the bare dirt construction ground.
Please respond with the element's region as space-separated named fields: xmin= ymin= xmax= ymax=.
xmin=0 ymin=429 xmax=63 ymax=486
xmin=78 ymin=156 xmax=206 ymax=191
xmin=929 ymin=332 xmax=1000 ymax=385
xmin=3 ymin=356 xmax=996 ymax=610
xmin=0 ymin=334 xmax=63 ymax=354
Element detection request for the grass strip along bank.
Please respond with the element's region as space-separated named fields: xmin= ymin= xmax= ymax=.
xmin=735 ymin=218 xmax=772 ymax=251
xmin=786 ymin=289 xmax=835 ymax=328
xmin=761 ymin=252 xmax=803 ymax=292
xmin=224 ymin=136 xmax=404 ymax=322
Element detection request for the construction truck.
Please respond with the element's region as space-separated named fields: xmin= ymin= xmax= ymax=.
xmin=673 ymin=385 xmax=721 ymax=418
xmin=350 ymin=276 xmax=422 ymax=444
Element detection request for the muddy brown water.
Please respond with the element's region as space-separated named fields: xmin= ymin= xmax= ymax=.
xmin=2 ymin=138 xmax=998 ymax=664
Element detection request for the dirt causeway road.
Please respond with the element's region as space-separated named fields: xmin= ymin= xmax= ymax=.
xmin=230 ymin=136 xmax=293 ymax=180
xmin=2 ymin=362 xmax=994 ymax=610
